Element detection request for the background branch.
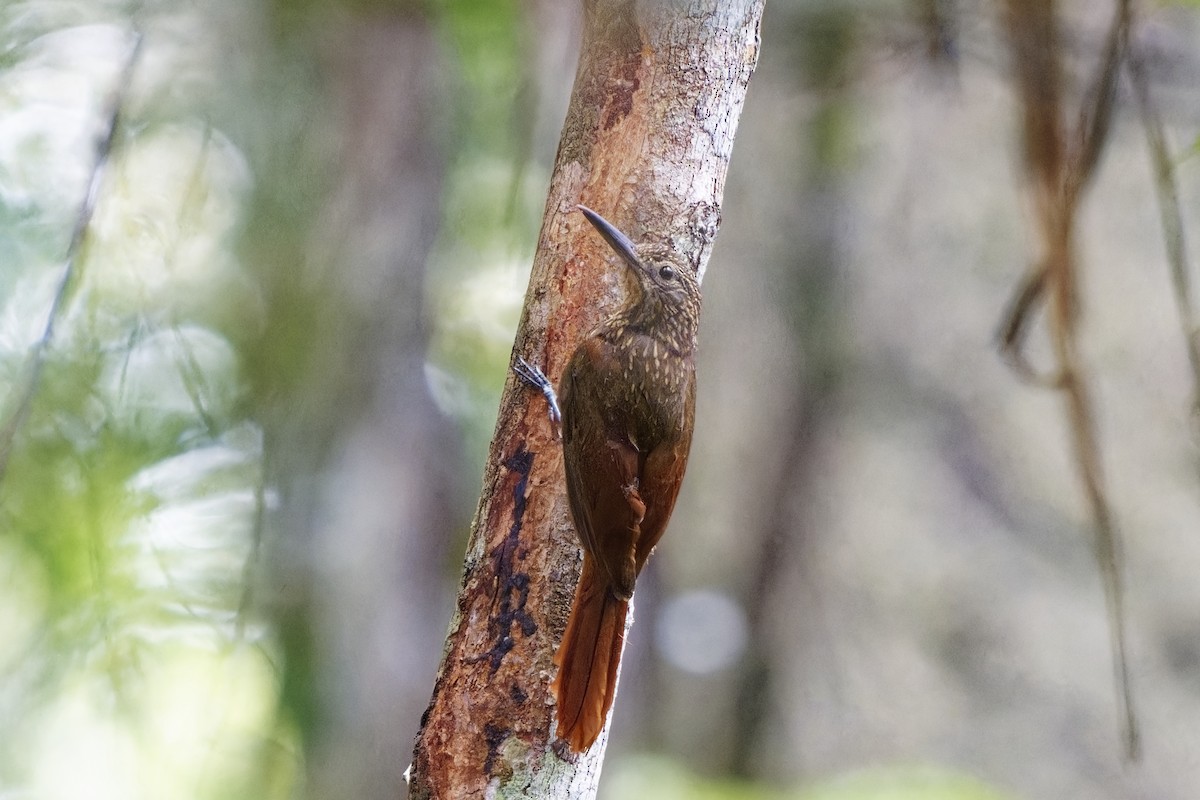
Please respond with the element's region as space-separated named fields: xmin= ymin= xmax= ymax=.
xmin=0 ymin=31 xmax=142 ymax=482
xmin=1000 ymin=0 xmax=1138 ymax=759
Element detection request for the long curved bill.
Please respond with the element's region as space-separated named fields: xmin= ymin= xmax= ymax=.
xmin=578 ymin=204 xmax=642 ymax=269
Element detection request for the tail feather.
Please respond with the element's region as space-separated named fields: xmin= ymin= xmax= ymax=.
xmin=552 ymin=558 xmax=629 ymax=751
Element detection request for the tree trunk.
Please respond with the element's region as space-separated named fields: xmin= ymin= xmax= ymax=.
xmin=407 ymin=1 xmax=763 ymax=796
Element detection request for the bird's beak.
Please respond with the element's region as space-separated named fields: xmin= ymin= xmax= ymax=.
xmin=578 ymin=205 xmax=642 ymax=270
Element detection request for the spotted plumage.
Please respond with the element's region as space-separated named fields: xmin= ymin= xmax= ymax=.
xmin=551 ymin=205 xmax=702 ymax=752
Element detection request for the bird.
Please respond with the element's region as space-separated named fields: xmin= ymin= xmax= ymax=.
xmin=550 ymin=204 xmax=701 ymax=751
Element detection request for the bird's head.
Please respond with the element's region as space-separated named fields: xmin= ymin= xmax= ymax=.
xmin=578 ymin=204 xmax=701 ymax=347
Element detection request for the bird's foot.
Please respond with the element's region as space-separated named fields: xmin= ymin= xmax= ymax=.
xmin=514 ymin=356 xmax=562 ymax=431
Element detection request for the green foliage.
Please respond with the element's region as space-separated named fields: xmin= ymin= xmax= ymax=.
xmin=0 ymin=6 xmax=294 ymax=797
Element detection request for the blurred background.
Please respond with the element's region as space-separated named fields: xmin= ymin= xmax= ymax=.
xmin=2 ymin=1 xmax=1200 ymax=798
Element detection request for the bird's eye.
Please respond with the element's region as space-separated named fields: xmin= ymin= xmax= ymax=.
xmin=658 ymin=265 xmax=676 ymax=281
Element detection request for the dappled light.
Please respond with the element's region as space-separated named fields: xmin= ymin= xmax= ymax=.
xmin=4 ymin=1 xmax=1200 ymax=798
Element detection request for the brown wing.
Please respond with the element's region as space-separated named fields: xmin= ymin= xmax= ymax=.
xmin=633 ymin=367 xmax=695 ymax=574
xmin=560 ymin=338 xmax=645 ymax=598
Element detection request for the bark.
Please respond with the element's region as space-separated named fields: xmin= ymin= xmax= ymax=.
xmin=407 ymin=1 xmax=763 ymax=797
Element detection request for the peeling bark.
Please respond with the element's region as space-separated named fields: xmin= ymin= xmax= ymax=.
xmin=407 ymin=0 xmax=763 ymax=796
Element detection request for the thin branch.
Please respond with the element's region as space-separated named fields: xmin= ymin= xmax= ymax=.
xmin=997 ymin=264 xmax=1067 ymax=387
xmin=1056 ymin=360 xmax=1140 ymax=759
xmin=999 ymin=0 xmax=1139 ymax=760
xmin=0 ymin=31 xmax=144 ymax=483
xmin=236 ymin=444 xmax=269 ymax=641
xmin=1001 ymin=0 xmax=1131 ymax=377
xmin=1128 ymin=49 xmax=1200 ymax=415
xmin=1066 ymin=0 xmax=1131 ymax=210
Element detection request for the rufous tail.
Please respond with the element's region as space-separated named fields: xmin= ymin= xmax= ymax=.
xmin=552 ymin=557 xmax=629 ymax=752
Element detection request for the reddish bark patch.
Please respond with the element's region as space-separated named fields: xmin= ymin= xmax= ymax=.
xmin=596 ymin=0 xmax=644 ymax=132
xmin=600 ymin=60 xmax=640 ymax=131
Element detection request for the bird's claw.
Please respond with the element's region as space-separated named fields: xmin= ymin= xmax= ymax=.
xmin=514 ymin=356 xmax=562 ymax=429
